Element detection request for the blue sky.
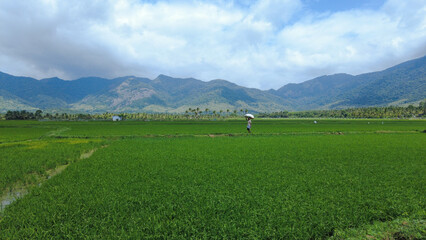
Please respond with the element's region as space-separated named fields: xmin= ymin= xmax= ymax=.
xmin=0 ymin=0 xmax=425 ymax=89
xmin=303 ymin=0 xmax=385 ymax=12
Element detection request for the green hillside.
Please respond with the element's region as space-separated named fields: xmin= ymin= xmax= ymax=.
xmin=272 ymin=56 xmax=426 ymax=110
xmin=0 ymin=56 xmax=424 ymax=112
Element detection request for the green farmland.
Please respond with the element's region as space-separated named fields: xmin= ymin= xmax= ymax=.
xmin=1 ymin=119 xmax=425 ymax=239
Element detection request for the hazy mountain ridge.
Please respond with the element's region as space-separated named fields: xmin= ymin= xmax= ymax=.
xmin=0 ymin=56 xmax=424 ymax=113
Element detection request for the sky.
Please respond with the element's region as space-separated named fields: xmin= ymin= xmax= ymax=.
xmin=0 ymin=0 xmax=425 ymax=90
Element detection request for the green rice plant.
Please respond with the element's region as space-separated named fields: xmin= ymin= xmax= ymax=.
xmin=1 ymin=119 xmax=425 ymax=140
xmin=0 ymin=121 xmax=56 ymax=142
xmin=1 ymin=132 xmax=424 ymax=239
xmin=42 ymin=119 xmax=426 ymax=137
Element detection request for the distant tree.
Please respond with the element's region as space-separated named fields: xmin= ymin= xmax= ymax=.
xmin=5 ymin=110 xmax=15 ymax=120
xmin=35 ymin=110 xmax=43 ymax=119
xmin=420 ymin=101 xmax=426 ymax=115
xmin=5 ymin=110 xmax=37 ymax=120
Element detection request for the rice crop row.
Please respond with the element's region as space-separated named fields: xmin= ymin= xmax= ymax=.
xmin=0 ymin=123 xmax=55 ymax=142
xmin=1 ymin=132 xmax=424 ymax=239
xmin=60 ymin=119 xmax=426 ymax=137
xmin=1 ymin=119 xmax=423 ymax=139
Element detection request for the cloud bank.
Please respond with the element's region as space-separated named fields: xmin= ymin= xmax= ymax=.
xmin=0 ymin=0 xmax=425 ymax=89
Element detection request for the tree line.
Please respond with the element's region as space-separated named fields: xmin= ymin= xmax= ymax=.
xmin=2 ymin=102 xmax=425 ymax=120
xmin=2 ymin=110 xmax=242 ymax=121
xmin=258 ymin=102 xmax=426 ymax=119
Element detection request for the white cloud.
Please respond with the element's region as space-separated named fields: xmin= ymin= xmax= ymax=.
xmin=250 ymin=0 xmax=303 ymax=26
xmin=0 ymin=0 xmax=425 ymax=89
xmin=274 ymin=1 xmax=426 ymax=83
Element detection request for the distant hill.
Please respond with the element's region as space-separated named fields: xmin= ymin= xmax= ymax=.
xmin=0 ymin=56 xmax=424 ymax=113
xmin=269 ymin=56 xmax=426 ymax=110
xmin=0 ymin=72 xmax=291 ymax=113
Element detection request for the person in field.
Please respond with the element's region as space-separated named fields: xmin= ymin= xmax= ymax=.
xmin=246 ymin=117 xmax=252 ymax=133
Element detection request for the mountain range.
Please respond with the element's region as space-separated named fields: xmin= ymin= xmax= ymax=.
xmin=0 ymin=56 xmax=425 ymax=113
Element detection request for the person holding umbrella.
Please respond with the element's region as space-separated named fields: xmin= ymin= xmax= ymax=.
xmin=244 ymin=114 xmax=254 ymax=133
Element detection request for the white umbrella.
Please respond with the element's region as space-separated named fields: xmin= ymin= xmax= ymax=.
xmin=244 ymin=114 xmax=254 ymax=119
